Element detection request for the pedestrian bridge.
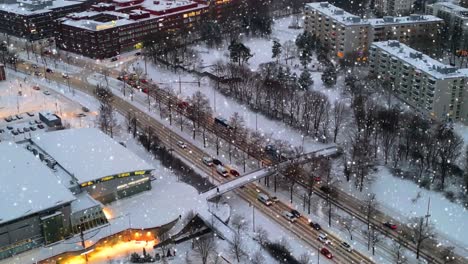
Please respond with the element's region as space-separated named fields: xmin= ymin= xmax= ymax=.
xmin=200 ymin=146 xmax=340 ymax=201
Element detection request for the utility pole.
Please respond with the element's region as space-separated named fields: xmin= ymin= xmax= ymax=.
xmin=425 ymin=197 xmax=431 ymax=227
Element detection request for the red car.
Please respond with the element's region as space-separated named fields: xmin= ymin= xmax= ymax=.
xmin=230 ymin=169 xmax=240 ymax=177
xmin=140 ymin=78 xmax=148 ymax=84
xmin=320 ymin=248 xmax=333 ymax=259
xmin=383 ymin=222 xmax=397 ymax=230
xmin=142 ymin=88 xmax=149 ymax=94
xmin=178 ymin=101 xmax=189 ymax=109
xmin=32 ymin=85 xmax=40 ymax=90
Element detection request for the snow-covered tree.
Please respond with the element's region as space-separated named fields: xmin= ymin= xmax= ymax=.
xmin=298 ymin=69 xmax=312 ymax=90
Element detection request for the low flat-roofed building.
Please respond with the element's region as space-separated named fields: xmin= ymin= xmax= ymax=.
xmin=39 ymin=111 xmax=62 ymax=127
xmin=0 ymin=142 xmax=76 ymax=259
xmin=32 ymin=128 xmax=155 ymax=203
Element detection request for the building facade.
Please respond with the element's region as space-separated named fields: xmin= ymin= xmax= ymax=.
xmin=369 ymin=41 xmax=468 ymax=124
xmin=56 ymin=0 xmax=209 ymax=58
xmin=0 ymin=0 xmax=88 ymax=40
xmin=375 ymin=0 xmax=413 ymax=16
xmin=426 ymin=2 xmax=468 ymax=48
xmin=304 ymin=2 xmax=443 ymax=60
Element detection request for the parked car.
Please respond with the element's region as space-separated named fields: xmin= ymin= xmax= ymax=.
xmin=34 ymin=71 xmax=42 ymax=76
xmin=135 ymin=52 xmax=141 ymax=56
xmin=46 ymin=68 xmax=53 ymax=73
xmin=290 ymin=209 xmax=301 ymax=218
xmin=6 ymin=126 xmax=13 ymax=130
xmin=309 ymin=222 xmax=321 ymax=231
xmin=257 ymin=193 xmax=272 ymax=206
xmin=320 ymin=248 xmax=333 ymax=259
xmin=43 ymin=90 xmax=51 ymax=95
xmin=383 ymin=222 xmax=397 ymax=230
xmin=17 ymin=128 xmax=24 ymax=133
xmin=4 ymin=116 xmax=12 ymax=122
xmin=0 ymin=129 xmax=4 ymax=133
xmin=216 ymin=165 xmax=228 ymax=177
xmin=111 ymin=57 xmax=118 ymax=61
xmin=30 ymin=126 xmax=37 ymax=131
xmin=212 ymin=159 xmax=223 ymax=166
xmin=340 ymin=241 xmax=353 ymax=252
xmin=62 ymin=73 xmax=69 ymax=79
xmin=37 ymin=124 xmax=45 ymax=129
xmin=11 ymin=130 xmax=18 ymax=135
xmin=82 ymin=107 xmax=90 ymax=112
xmin=23 ymin=127 xmax=30 ymax=132
xmin=15 ymin=114 xmax=22 ymax=119
xmin=282 ymin=211 xmax=297 ymax=223
xmin=318 ymin=234 xmax=332 ymax=245
xmin=26 ymin=112 xmax=34 ymax=117
xmin=35 ymin=120 xmax=42 ymax=124
xmin=140 ymin=78 xmax=148 ymax=84
xmin=32 ymin=85 xmax=40 ymax=90
xmin=202 ymin=157 xmax=213 ymax=166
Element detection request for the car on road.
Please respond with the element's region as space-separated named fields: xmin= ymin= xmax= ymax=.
xmin=318 ymin=234 xmax=332 ymax=245
xmin=229 ymin=169 xmax=240 ymax=177
xmin=76 ymin=113 xmax=86 ymax=117
xmin=282 ymin=211 xmax=297 ymax=223
xmin=111 ymin=57 xmax=118 ymax=61
xmin=31 ymin=64 xmax=38 ymax=69
xmin=43 ymin=90 xmax=51 ymax=95
xmin=177 ymin=141 xmax=187 ymax=149
xmin=34 ymin=71 xmax=42 ymax=76
xmin=26 ymin=112 xmax=34 ymax=117
xmin=43 ymin=50 xmax=52 ymax=55
xmin=290 ymin=209 xmax=301 ymax=218
xmin=216 ymin=165 xmax=229 ymax=177
xmin=6 ymin=126 xmax=13 ymax=130
xmin=320 ymin=248 xmax=333 ymax=259
xmin=30 ymin=126 xmax=36 ymax=131
xmin=135 ymin=52 xmax=141 ymax=56
xmin=257 ymin=193 xmax=272 ymax=206
xmin=46 ymin=68 xmax=53 ymax=73
xmin=140 ymin=78 xmax=148 ymax=84
xmin=32 ymin=85 xmax=40 ymax=90
xmin=309 ymin=222 xmax=321 ymax=231
xmin=202 ymin=157 xmax=213 ymax=166
xmin=37 ymin=124 xmax=45 ymax=129
xmin=383 ymin=222 xmax=397 ymax=230
xmin=177 ymin=101 xmax=189 ymax=109
xmin=23 ymin=127 xmax=30 ymax=132
xmin=270 ymin=196 xmax=279 ymax=203
xmin=82 ymin=107 xmax=90 ymax=112
xmin=340 ymin=241 xmax=353 ymax=252
xmin=62 ymin=73 xmax=69 ymax=79
xmin=212 ymin=159 xmax=223 ymax=166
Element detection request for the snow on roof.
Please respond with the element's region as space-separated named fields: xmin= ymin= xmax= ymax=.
xmin=71 ymin=192 xmax=101 ymax=213
xmin=369 ymin=15 xmax=443 ymax=26
xmin=32 ymin=128 xmax=154 ymax=184
xmin=0 ymin=142 xmax=76 ymax=225
xmin=306 ymin=2 xmax=367 ymax=26
xmin=40 ymin=111 xmax=59 ymax=121
xmin=429 ymin=2 xmax=468 ymax=18
xmin=371 ymin=41 xmax=468 ymax=79
xmin=0 ymin=0 xmax=81 ymax=16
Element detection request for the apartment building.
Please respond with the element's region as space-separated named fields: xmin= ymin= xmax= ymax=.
xmin=460 ymin=0 xmax=468 ymax=8
xmin=304 ymin=2 xmax=443 ymax=60
xmin=426 ymin=2 xmax=468 ymax=46
xmin=370 ymin=41 xmax=468 ymax=124
xmin=375 ymin=0 xmax=413 ymax=16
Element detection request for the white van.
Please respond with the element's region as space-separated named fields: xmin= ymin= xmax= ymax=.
xmin=216 ymin=165 xmax=228 ymax=177
xmin=257 ymin=193 xmax=272 ymax=206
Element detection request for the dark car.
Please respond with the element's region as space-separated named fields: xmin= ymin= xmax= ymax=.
xmin=111 ymin=57 xmax=118 ymax=61
xmin=310 ymin=222 xmax=321 ymax=230
xmin=0 ymin=129 xmax=4 ymax=133
xmin=212 ymin=159 xmax=223 ymax=166
xmin=23 ymin=127 xmax=30 ymax=132
xmin=383 ymin=222 xmax=397 ymax=230
xmin=26 ymin=112 xmax=34 ymax=117
xmin=6 ymin=126 xmax=13 ymax=130
xmin=37 ymin=124 xmax=45 ymax=129
xmin=16 ymin=114 xmax=23 ymax=119
xmin=11 ymin=130 xmax=18 ymax=135
xmin=46 ymin=68 xmax=53 ymax=73
xmin=290 ymin=209 xmax=301 ymax=218
xmin=4 ymin=116 xmax=12 ymax=122
xmin=30 ymin=126 xmax=37 ymax=131
xmin=135 ymin=52 xmax=141 ymax=56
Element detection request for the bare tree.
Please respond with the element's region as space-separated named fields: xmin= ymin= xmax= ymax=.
xmin=284 ymin=162 xmax=305 ymax=203
xmin=341 ymin=216 xmax=356 ymax=241
xmin=391 ymin=235 xmax=408 ymax=264
xmin=362 ymin=193 xmax=377 ymax=231
xmin=97 ymin=103 xmax=117 ymax=138
xmin=231 ymin=214 xmax=248 ymax=235
xmin=231 ymin=232 xmax=246 ymax=263
xmin=251 ymin=251 xmax=265 ymax=264
xmin=366 ymin=226 xmax=381 ymax=255
xmin=254 ymin=226 xmax=269 ymax=246
xmin=298 ymin=253 xmax=311 ymax=264
xmin=194 ymin=235 xmax=215 ymax=264
xmin=409 ymin=216 xmax=435 ymax=259
xmin=440 ymin=246 xmax=456 ymax=264
xmin=333 ymin=100 xmax=346 ymax=143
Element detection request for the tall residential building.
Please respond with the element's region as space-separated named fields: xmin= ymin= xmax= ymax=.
xmin=460 ymin=0 xmax=468 ymax=8
xmin=304 ymin=2 xmax=443 ymax=60
xmin=426 ymin=2 xmax=468 ymax=47
xmin=369 ymin=41 xmax=468 ymax=124
xmin=375 ymin=0 xmax=413 ymax=16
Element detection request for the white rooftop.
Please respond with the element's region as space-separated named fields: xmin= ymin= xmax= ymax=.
xmin=32 ymin=128 xmax=154 ymax=184
xmin=369 ymin=15 xmax=443 ymax=26
xmin=429 ymin=2 xmax=468 ymax=17
xmin=371 ymin=41 xmax=468 ymax=79
xmin=0 ymin=0 xmax=81 ymax=15
xmin=71 ymin=192 xmax=101 ymax=213
xmin=0 ymin=142 xmax=76 ymax=225
xmin=306 ymin=2 xmax=367 ymax=26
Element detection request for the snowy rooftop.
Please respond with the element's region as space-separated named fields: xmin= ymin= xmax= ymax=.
xmin=71 ymin=192 xmax=101 ymax=213
xmin=0 ymin=142 xmax=76 ymax=225
xmin=307 ymin=2 xmax=442 ymax=27
xmin=306 ymin=2 xmax=367 ymax=25
xmin=429 ymin=2 xmax=468 ymax=18
xmin=0 ymin=0 xmax=82 ymax=15
xmin=371 ymin=41 xmax=468 ymax=79
xmin=369 ymin=15 xmax=443 ymax=26
xmin=32 ymin=128 xmax=154 ymax=184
